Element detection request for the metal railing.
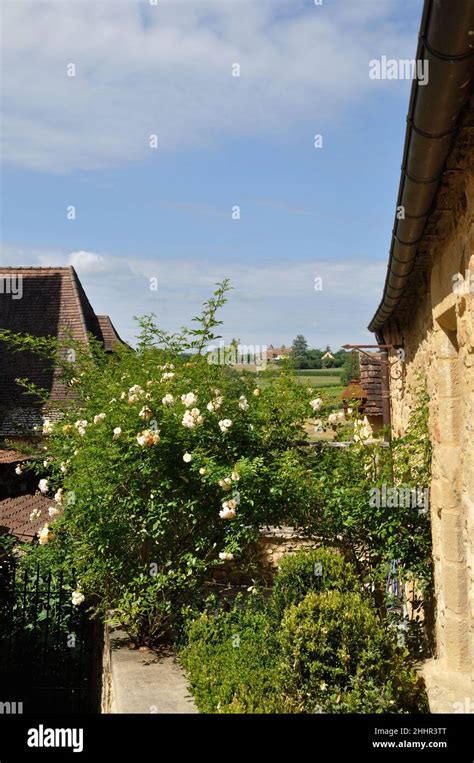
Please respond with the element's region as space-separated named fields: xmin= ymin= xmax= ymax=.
xmin=0 ymin=558 xmax=102 ymax=714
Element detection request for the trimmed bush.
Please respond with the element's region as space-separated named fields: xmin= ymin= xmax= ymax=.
xmin=278 ymin=590 xmax=428 ymax=714
xmin=181 ymin=549 xmax=428 ymax=714
xmin=270 ymin=547 xmax=360 ymax=620
xmin=181 ymin=595 xmax=286 ymax=713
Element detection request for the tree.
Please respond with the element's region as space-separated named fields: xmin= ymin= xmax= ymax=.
xmin=307 ymin=349 xmax=322 ymax=369
xmin=340 ymin=350 xmax=359 ymax=386
xmin=333 ymin=349 xmax=346 ymax=369
xmin=290 ymin=335 xmax=310 ymax=369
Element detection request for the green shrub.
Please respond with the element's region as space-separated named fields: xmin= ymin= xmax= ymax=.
xmin=278 ymin=590 xmax=428 ymax=714
xmin=5 ymin=282 xmax=318 ymax=645
xmin=270 ymin=547 xmax=360 ymax=620
xmin=181 ymin=594 xmax=286 ymax=713
xmin=181 ymin=550 xmax=427 ymax=714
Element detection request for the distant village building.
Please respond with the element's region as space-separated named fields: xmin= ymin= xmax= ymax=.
xmin=0 ymin=266 xmax=124 ymax=541
xmin=321 ymin=351 xmax=334 ymax=361
xmin=369 ymin=0 xmax=474 ymax=712
xmin=266 ymin=345 xmax=290 ymax=362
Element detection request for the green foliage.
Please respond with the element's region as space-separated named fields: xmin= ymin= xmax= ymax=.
xmin=296 ymin=368 xmax=343 ymax=377
xmin=181 ymin=550 xmax=428 ymax=714
xmin=181 ymin=594 xmax=284 ymax=713
xmin=304 ymin=384 xmax=433 ymax=655
xmin=5 ymin=283 xmax=314 ymax=644
xmin=340 ymin=350 xmax=358 ymax=386
xmin=279 ymin=590 xmax=428 ymax=714
xmin=0 ymin=534 xmax=16 ymax=560
xmin=392 ymin=380 xmax=432 ymax=489
xmin=307 ymin=348 xmax=323 ymax=368
xmin=271 ymin=547 xmax=361 ymax=620
xmin=290 ymin=334 xmax=310 ymax=369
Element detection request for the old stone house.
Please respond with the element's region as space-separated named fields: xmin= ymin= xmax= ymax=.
xmin=266 ymin=345 xmax=290 ymax=362
xmin=0 ymin=266 xmax=124 ymax=540
xmin=369 ymin=0 xmax=474 ymax=711
xmin=0 ymin=266 xmax=124 ymax=440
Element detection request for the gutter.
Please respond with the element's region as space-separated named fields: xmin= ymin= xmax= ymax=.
xmin=368 ymin=0 xmax=474 ymax=337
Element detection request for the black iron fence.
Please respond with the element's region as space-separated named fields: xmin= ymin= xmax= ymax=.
xmin=0 ymin=558 xmax=102 ymax=714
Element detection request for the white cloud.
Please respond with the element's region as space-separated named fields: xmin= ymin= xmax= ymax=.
xmin=0 ymin=241 xmax=385 ymax=348
xmin=1 ymin=0 xmax=415 ymax=173
xmin=67 ymin=251 xmax=115 ymax=274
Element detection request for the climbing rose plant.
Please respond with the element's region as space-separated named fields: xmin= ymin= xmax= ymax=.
xmin=12 ymin=282 xmax=314 ymax=644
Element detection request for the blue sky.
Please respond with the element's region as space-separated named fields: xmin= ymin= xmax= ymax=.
xmin=1 ymin=0 xmax=424 ymax=349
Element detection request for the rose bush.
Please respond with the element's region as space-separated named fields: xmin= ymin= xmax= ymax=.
xmin=11 ymin=283 xmax=322 ymax=643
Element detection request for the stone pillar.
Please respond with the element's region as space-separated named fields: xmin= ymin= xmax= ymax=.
xmin=431 ymin=301 xmax=470 ymax=673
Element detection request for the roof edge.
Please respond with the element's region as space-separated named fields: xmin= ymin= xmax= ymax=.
xmin=368 ymin=0 xmax=474 ymax=336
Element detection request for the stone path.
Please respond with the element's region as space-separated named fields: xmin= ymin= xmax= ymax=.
xmin=103 ymin=627 xmax=198 ymax=714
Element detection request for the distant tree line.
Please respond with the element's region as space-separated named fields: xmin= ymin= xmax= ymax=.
xmin=289 ymin=334 xmax=349 ymax=371
xmin=288 ymin=336 xmax=359 ymax=385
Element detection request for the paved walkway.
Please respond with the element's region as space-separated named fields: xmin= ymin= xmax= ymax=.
xmin=104 ymin=628 xmax=197 ymax=714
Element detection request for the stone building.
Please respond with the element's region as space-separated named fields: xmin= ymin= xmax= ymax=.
xmin=369 ymin=0 xmax=474 ymax=711
xmin=0 ymin=266 xmax=124 ymax=540
xmin=0 ymin=266 xmax=124 ymax=441
xmin=266 ymin=345 xmax=290 ymax=362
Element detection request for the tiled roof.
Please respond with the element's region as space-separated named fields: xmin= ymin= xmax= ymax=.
xmin=359 ymin=353 xmax=383 ymax=417
xmin=267 ymin=346 xmax=290 ymax=357
xmin=96 ymin=315 xmax=125 ymax=351
xmin=0 ymin=267 xmax=124 ymax=435
xmin=0 ymin=494 xmax=51 ymax=542
xmin=0 ymin=267 xmax=101 ymax=405
xmin=0 ymin=449 xmax=30 ymax=465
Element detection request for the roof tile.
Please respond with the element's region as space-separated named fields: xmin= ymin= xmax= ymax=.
xmin=0 ymin=494 xmax=51 ymax=542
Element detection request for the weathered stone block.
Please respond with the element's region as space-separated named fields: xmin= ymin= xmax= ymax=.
xmin=431 ymin=478 xmax=459 ymax=511
xmin=436 ymin=446 xmax=462 ymax=483
xmin=444 ymin=561 xmax=468 ymax=615
xmin=436 ymin=360 xmax=461 ymax=398
xmin=444 ymin=613 xmax=470 ymax=670
xmin=441 ymin=511 xmax=465 ymax=562
xmin=434 ymin=326 xmax=460 ymax=359
xmin=435 ymin=399 xmax=462 ymax=443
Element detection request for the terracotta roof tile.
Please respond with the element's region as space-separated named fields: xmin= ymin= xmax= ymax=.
xmin=0 ymin=449 xmax=30 ymax=465
xmin=0 ymin=494 xmax=51 ymax=542
xmin=0 ymin=267 xmax=102 ymax=404
xmin=96 ymin=315 xmax=126 ymax=351
xmin=0 ymin=267 xmax=124 ymax=435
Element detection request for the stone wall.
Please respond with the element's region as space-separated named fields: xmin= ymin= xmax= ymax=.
xmin=257 ymin=526 xmax=319 ymax=569
xmin=381 ymin=121 xmax=473 ymax=710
